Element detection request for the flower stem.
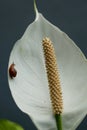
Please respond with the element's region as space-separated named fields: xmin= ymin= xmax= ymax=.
xmin=55 ymin=114 xmax=62 ymax=130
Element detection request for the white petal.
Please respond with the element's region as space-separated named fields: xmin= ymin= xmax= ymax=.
xmin=8 ymin=7 xmax=87 ymax=130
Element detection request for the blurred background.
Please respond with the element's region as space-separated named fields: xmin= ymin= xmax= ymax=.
xmin=0 ymin=0 xmax=87 ymax=129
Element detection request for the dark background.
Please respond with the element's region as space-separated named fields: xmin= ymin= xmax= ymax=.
xmin=0 ymin=0 xmax=87 ymax=130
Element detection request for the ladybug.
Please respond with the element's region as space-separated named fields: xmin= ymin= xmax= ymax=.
xmin=9 ymin=63 xmax=17 ymax=79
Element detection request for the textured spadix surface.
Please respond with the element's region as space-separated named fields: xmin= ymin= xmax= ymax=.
xmin=8 ymin=6 xmax=87 ymax=130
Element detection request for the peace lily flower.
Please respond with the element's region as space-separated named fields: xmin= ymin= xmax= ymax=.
xmin=8 ymin=1 xmax=87 ymax=130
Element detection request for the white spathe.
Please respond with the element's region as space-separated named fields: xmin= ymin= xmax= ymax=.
xmin=8 ymin=6 xmax=87 ymax=130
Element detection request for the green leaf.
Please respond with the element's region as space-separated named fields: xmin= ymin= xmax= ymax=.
xmin=0 ymin=119 xmax=24 ymax=130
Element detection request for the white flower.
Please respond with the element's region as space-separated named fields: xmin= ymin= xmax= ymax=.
xmin=8 ymin=3 xmax=87 ymax=130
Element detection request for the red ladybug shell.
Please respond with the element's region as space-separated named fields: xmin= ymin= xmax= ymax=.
xmin=9 ymin=63 xmax=17 ymax=79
